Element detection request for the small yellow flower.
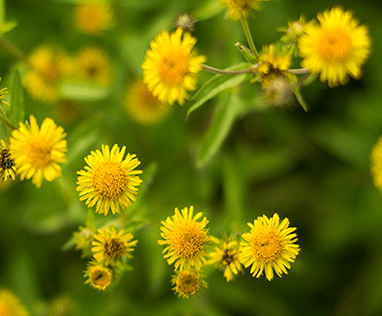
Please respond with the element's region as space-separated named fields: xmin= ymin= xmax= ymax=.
xmin=279 ymin=16 xmax=309 ymax=43
xmin=142 ymin=28 xmax=206 ymax=106
xmin=76 ymin=144 xmax=143 ymax=216
xmin=158 ymin=206 xmax=210 ymax=271
xmin=10 ymin=115 xmax=68 ymax=188
xmin=0 ymin=139 xmax=17 ymax=181
xmin=208 ymin=236 xmax=243 ymax=282
xmin=124 ymin=79 xmax=172 ymax=125
xmin=240 ymin=213 xmax=300 ymax=281
xmin=220 ymin=0 xmax=269 ymax=21
xmin=0 ymin=289 xmax=30 ymax=316
xmin=24 ymin=46 xmax=73 ymax=103
xmin=74 ymin=2 xmax=113 ymax=35
xmin=298 ymin=6 xmax=371 ymax=87
xmin=257 ymin=44 xmax=292 ymax=76
xmin=370 ymin=136 xmax=382 ymax=193
xmin=92 ymin=226 xmax=137 ymax=265
xmin=75 ymin=46 xmax=113 ymax=86
xmin=171 ymin=269 xmax=207 ymax=298
xmin=84 ymin=260 xmax=113 ymax=290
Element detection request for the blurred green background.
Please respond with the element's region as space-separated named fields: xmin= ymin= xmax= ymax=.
xmin=1 ymin=0 xmax=382 ymax=315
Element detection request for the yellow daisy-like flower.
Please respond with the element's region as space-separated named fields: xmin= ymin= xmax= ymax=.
xmin=278 ymin=16 xmax=310 ymax=44
xmin=158 ymin=206 xmax=210 ymax=271
xmin=240 ymin=213 xmax=300 ymax=281
xmin=0 ymin=139 xmax=17 ymax=181
xmin=75 ymin=46 xmax=113 ymax=86
xmin=9 ymin=115 xmax=68 ymax=188
xmin=84 ymin=260 xmax=113 ymax=290
xmin=370 ymin=136 xmax=382 ymax=193
xmin=142 ymin=27 xmax=206 ymax=106
xmin=124 ymin=80 xmax=172 ymax=125
xmin=171 ymin=269 xmax=207 ymax=298
xmin=220 ymin=0 xmax=269 ymax=21
xmin=0 ymin=289 xmax=30 ymax=316
xmin=76 ymin=144 xmax=143 ymax=216
xmin=24 ymin=46 xmax=73 ymax=103
xmin=92 ymin=226 xmax=137 ymax=265
xmin=298 ymin=6 xmax=371 ymax=87
xmin=74 ymin=2 xmax=113 ymax=35
xmin=208 ymin=236 xmax=243 ymax=282
xmin=258 ymin=44 xmax=292 ymax=76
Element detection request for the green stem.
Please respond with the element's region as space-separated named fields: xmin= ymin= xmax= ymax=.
xmin=0 ymin=105 xmax=17 ymax=130
xmin=202 ymin=63 xmax=258 ymax=75
xmin=0 ymin=36 xmax=27 ymax=63
xmin=240 ymin=17 xmax=258 ymax=60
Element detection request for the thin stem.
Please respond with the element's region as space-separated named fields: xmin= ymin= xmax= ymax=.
xmin=0 ymin=106 xmax=17 ymax=130
xmin=0 ymin=36 xmax=27 ymax=63
xmin=288 ymin=67 xmax=310 ymax=75
xmin=202 ymin=63 xmax=258 ymax=75
xmin=240 ymin=17 xmax=258 ymax=59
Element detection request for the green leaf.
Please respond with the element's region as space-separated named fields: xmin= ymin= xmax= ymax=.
xmin=0 ymin=20 xmax=17 ymax=34
xmin=192 ymin=0 xmax=222 ymax=21
xmin=294 ymin=87 xmax=308 ymax=112
xmin=196 ymin=91 xmax=263 ymax=168
xmin=60 ymin=81 xmax=110 ymax=101
xmin=187 ymin=62 xmax=250 ymax=118
xmin=8 ymin=67 xmax=25 ymax=126
xmin=234 ymin=42 xmax=258 ymax=64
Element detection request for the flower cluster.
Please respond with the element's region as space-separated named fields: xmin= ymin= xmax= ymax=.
xmin=158 ymin=207 xmax=300 ymax=298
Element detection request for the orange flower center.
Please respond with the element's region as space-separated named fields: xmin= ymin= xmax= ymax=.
xmin=158 ymin=49 xmax=188 ymax=86
xmin=92 ymin=161 xmax=127 ymax=199
xmin=253 ymin=230 xmax=282 ymax=263
xmin=171 ymin=220 xmax=206 ymax=259
xmin=26 ymin=136 xmax=53 ymax=168
xmin=317 ymin=28 xmax=352 ymax=63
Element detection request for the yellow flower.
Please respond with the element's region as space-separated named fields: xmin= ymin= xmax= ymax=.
xmin=0 ymin=289 xmax=30 ymax=316
xmin=74 ymin=2 xmax=113 ymax=35
xmin=142 ymin=28 xmax=206 ymax=106
xmin=208 ymin=236 xmax=243 ymax=282
xmin=240 ymin=213 xmax=300 ymax=281
xmin=158 ymin=206 xmax=210 ymax=271
xmin=257 ymin=44 xmax=292 ymax=76
xmin=75 ymin=46 xmax=113 ymax=86
xmin=24 ymin=46 xmax=73 ymax=103
xmin=370 ymin=136 xmax=382 ymax=193
xmin=298 ymin=6 xmax=371 ymax=87
xmin=171 ymin=269 xmax=207 ymax=298
xmin=10 ymin=115 xmax=68 ymax=188
xmin=92 ymin=226 xmax=137 ymax=265
xmin=84 ymin=260 xmax=113 ymax=290
xmin=76 ymin=144 xmax=143 ymax=216
xmin=124 ymin=79 xmax=172 ymax=125
xmin=220 ymin=0 xmax=269 ymax=21
xmin=0 ymin=139 xmax=17 ymax=181
xmin=278 ymin=15 xmax=309 ymax=43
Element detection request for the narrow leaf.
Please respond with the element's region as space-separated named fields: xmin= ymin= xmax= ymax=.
xmin=234 ymin=42 xmax=258 ymax=64
xmin=9 ymin=67 xmax=25 ymax=126
xmin=294 ymin=87 xmax=308 ymax=112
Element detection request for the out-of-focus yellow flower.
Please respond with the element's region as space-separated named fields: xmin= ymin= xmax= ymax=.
xmin=220 ymin=0 xmax=269 ymax=21
xmin=75 ymin=46 xmax=113 ymax=86
xmin=0 ymin=289 xmax=30 ymax=316
xmin=10 ymin=115 xmax=68 ymax=188
xmin=24 ymin=46 xmax=73 ymax=103
xmin=74 ymin=2 xmax=113 ymax=35
xmin=171 ymin=269 xmax=207 ymax=298
xmin=84 ymin=260 xmax=113 ymax=291
xmin=124 ymin=80 xmax=172 ymax=125
xmin=299 ymin=6 xmax=371 ymax=87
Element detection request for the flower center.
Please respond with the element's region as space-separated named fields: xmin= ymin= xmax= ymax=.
xmin=171 ymin=220 xmax=206 ymax=259
xmin=158 ymin=49 xmax=188 ymax=86
xmin=91 ymin=267 xmax=111 ymax=287
xmin=178 ymin=272 xmax=199 ymax=295
xmin=92 ymin=161 xmax=127 ymax=199
xmin=317 ymin=28 xmax=352 ymax=63
xmin=253 ymin=230 xmax=282 ymax=263
xmin=222 ymin=248 xmax=235 ymax=266
xmin=86 ymin=65 xmax=99 ymax=78
xmin=104 ymin=238 xmax=125 ymax=258
xmin=26 ymin=136 xmax=53 ymax=168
